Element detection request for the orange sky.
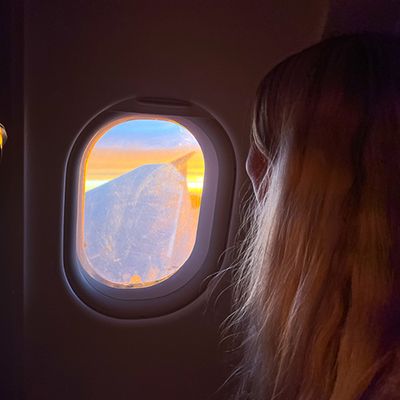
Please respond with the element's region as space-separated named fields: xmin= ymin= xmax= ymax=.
xmin=84 ymin=147 xmax=205 ymax=192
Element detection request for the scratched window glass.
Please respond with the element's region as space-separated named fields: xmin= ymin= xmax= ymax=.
xmin=78 ymin=119 xmax=205 ymax=288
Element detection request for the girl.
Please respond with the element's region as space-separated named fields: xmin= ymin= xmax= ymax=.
xmin=233 ymin=33 xmax=400 ymax=400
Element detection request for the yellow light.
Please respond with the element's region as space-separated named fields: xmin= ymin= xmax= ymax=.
xmin=129 ymin=274 xmax=143 ymax=285
xmin=186 ymin=175 xmax=204 ymax=192
xmin=0 ymin=124 xmax=7 ymax=151
xmin=85 ymin=179 xmax=110 ymax=192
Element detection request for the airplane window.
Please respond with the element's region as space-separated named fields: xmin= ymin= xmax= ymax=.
xmin=77 ymin=118 xmax=205 ymax=289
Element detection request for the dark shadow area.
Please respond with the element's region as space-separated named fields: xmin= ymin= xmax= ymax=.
xmin=0 ymin=1 xmax=23 ymax=398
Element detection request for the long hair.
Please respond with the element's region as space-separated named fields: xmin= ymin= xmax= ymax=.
xmin=230 ymin=33 xmax=400 ymax=400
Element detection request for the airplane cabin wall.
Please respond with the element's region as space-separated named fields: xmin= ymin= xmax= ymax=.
xmin=0 ymin=1 xmax=24 ymax=398
xmin=21 ymin=1 xmax=330 ymax=399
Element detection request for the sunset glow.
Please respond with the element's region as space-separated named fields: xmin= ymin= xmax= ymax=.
xmin=84 ymin=149 xmax=205 ymax=194
xmin=186 ymin=175 xmax=204 ymax=192
xmin=84 ymin=120 xmax=205 ymax=195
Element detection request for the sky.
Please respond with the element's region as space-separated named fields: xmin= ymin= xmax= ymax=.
xmin=94 ymin=119 xmax=200 ymax=150
xmin=84 ymin=119 xmax=205 ymax=192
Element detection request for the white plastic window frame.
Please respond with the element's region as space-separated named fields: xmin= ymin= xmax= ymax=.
xmin=63 ymin=97 xmax=235 ymax=319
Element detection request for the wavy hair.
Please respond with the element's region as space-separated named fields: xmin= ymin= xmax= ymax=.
xmin=229 ymin=33 xmax=400 ymax=400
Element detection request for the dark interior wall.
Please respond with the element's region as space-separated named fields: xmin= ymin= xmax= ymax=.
xmin=20 ymin=1 xmax=331 ymax=399
xmin=0 ymin=1 xmax=23 ymax=399
xmin=324 ymin=0 xmax=400 ymax=37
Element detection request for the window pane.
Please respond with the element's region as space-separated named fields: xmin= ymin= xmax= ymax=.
xmin=78 ymin=119 xmax=205 ymax=288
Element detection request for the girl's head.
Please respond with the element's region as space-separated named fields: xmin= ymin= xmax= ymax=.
xmin=232 ymin=33 xmax=400 ymax=400
xmin=247 ymin=33 xmax=400 ymax=200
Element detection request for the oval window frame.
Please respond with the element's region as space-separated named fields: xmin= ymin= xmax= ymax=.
xmin=63 ymin=97 xmax=235 ymax=318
